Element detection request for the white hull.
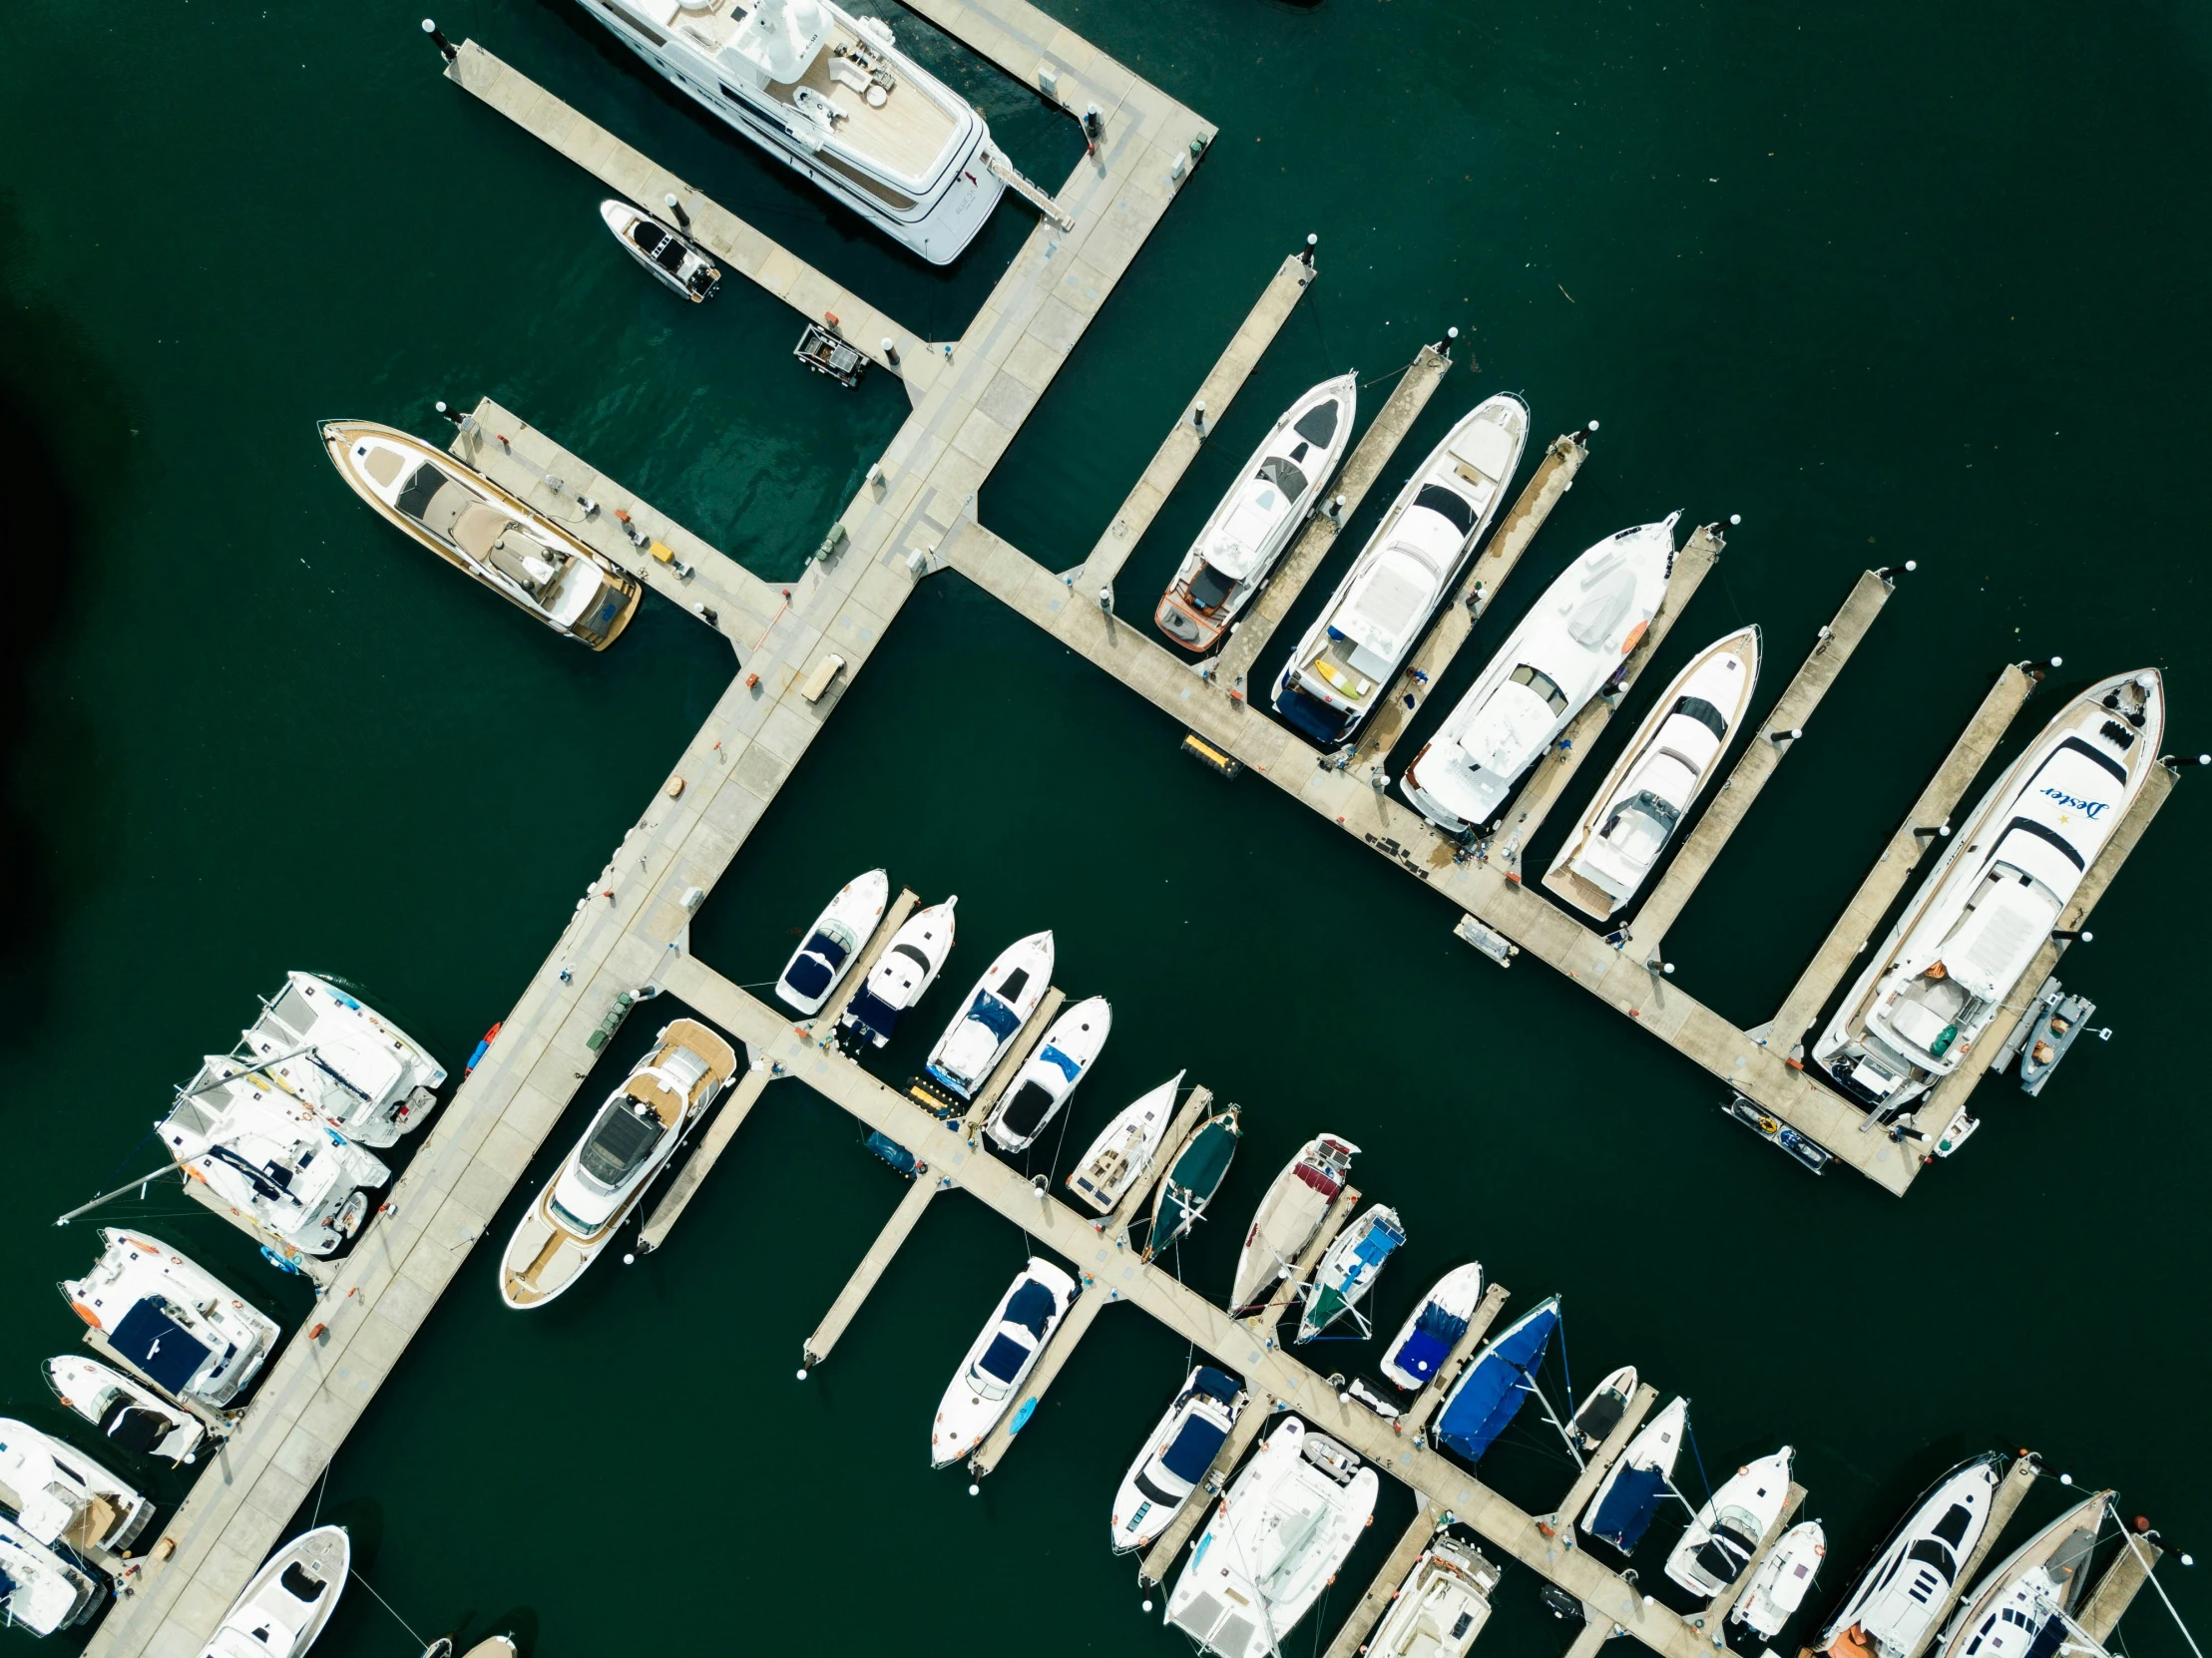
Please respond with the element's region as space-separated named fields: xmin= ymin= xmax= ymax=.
xmin=1379 ymin=1261 xmax=1485 ymax=1391
xmin=985 ymin=995 xmax=1111 ymax=1152
xmin=839 ymin=897 xmax=956 ymax=1047
xmin=1664 ymin=1447 xmax=1794 ymax=1598
xmin=1734 ymin=1520 xmax=1826 ymax=1639
xmin=1229 ymin=1134 xmax=1357 ymax=1310
xmin=1567 ymin=1363 xmax=1638 ymax=1451
xmin=0 ymin=1514 xmax=102 ymax=1635
xmin=62 ymin=1230 xmax=280 ymax=1408
xmin=165 ymin=1058 xmax=390 ymax=1257
xmin=46 ymin=1356 xmax=206 ymax=1465
xmin=1368 ymin=1536 xmax=1502 ymax=1658
xmin=1294 ymin=1202 xmax=1404 ymax=1342
xmin=926 ymin=929 xmax=1054 ymax=1098
xmin=599 ymin=198 xmax=721 ymax=300
xmin=1109 ymin=1366 xmax=1246 ymax=1553
xmin=1579 ymin=1395 xmax=1688 ymax=1547
xmin=202 ymin=1525 xmax=349 ymax=1658
xmin=932 ymin=1259 xmax=1078 ymax=1465
xmin=1066 ymin=1071 xmax=1183 ymax=1213
xmin=1935 ymin=1488 xmax=2108 ymax=1658
xmin=0 ymin=1417 xmax=155 ymax=1559
xmin=1818 ymin=1454 xmax=2003 ymax=1658
xmin=776 ymin=867 xmax=890 ymax=1015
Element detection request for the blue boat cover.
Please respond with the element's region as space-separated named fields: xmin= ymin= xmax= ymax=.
xmin=111 ymin=1298 xmax=214 ymax=1396
xmin=1391 ymin=1326 xmax=1453 ymax=1384
xmin=978 ymin=1333 xmax=1030 ymax=1383
xmin=1587 ymin=1462 xmax=1670 ymax=1550
xmin=1193 ymin=1366 xmax=1240 ymax=1405
xmin=1005 ymin=1279 xmax=1058 ymax=1336
xmin=1354 ymin=1218 xmax=1404 ymax=1267
xmin=1161 ymin=1414 xmax=1230 ymax=1481
xmin=1273 ymin=681 xmax=1354 ymax=745
xmin=782 ymin=951 xmax=834 ymax=1001
xmin=864 ymin=1131 xmax=917 ymax=1176
xmin=1037 ymin=1043 xmax=1083 ymax=1081
xmin=806 ymin=930 xmax=850 ymax=968
xmin=1432 ymin=1300 xmax=1559 ymax=1462
xmin=843 ymin=985 xmax=902 ymax=1040
xmin=967 ymin=993 xmax=1024 ymax=1041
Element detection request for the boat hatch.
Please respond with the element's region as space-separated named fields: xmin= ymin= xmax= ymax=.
xmin=579 ymin=1102 xmax=664 ymax=1184
xmin=1414 ymin=485 xmax=1477 ymax=537
xmin=1293 ymin=400 xmax=1340 ymax=445
xmin=110 ymin=1301 xmax=214 ymax=1395
xmin=976 ymin=1334 xmax=1030 ymax=1384
xmin=1005 ymin=1279 xmax=1058 ymax=1335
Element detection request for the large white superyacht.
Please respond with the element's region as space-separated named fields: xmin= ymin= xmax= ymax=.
xmin=576 ymin=0 xmax=1005 ymax=264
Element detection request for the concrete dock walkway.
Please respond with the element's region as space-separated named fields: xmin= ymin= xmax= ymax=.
xmin=1319 ymin=1499 xmax=1438 ymax=1658
xmin=805 ymin=1173 xmax=943 ymax=1368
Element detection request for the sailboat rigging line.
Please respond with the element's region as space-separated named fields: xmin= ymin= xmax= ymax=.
xmin=1556 ymin=1318 xmax=1576 ymax=1439
xmin=2109 ymin=1502 xmax=2205 ymax=1658
xmin=309 ymin=1457 xmax=331 ymax=1526
xmin=350 ymin=1568 xmax=430 ymax=1648
xmin=1682 ymin=1419 xmax=1719 ymax=1507
xmin=1358 ymin=352 xmax=1424 ymax=394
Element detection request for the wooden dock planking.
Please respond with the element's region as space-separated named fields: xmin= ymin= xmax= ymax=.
xmin=1083 ymin=255 xmax=1316 ymax=589
xmin=1401 ymin=1284 xmax=1512 ymax=1438
xmin=1696 ymin=1482 xmax=1806 ymax=1633
xmin=1548 ymin=1383 xmax=1659 ymax=1535
xmin=1904 ymin=1454 xmax=2038 ymax=1658
xmin=1210 ymin=346 xmax=1454 ymax=695
xmin=2077 ymin=1529 xmax=2164 ymax=1643
xmin=635 ymin=1061 xmax=773 ymax=1254
xmin=965 ymin=986 xmax=1065 ymax=1129
xmin=1138 ymin=1392 xmax=1282 ymax=1584
xmin=970 ymin=1286 xmax=1114 ymax=1474
xmin=804 ymin=1170 xmax=943 ymax=1367
xmin=1624 ymin=572 xmax=1895 ymax=959
xmin=1319 ymin=1497 xmax=1439 ymax=1658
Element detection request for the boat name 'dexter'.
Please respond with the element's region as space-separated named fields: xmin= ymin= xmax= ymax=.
xmin=2040 ymin=785 xmax=2109 ymax=818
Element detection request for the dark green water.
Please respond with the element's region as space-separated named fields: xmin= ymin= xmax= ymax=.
xmin=4 ymin=1 xmax=2210 ymax=1654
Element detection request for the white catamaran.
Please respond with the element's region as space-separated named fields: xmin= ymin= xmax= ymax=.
xmin=62 ymin=1230 xmax=282 ymax=1410
xmin=0 ymin=1515 xmax=103 ymax=1635
xmin=231 ymin=972 xmax=446 ymax=1149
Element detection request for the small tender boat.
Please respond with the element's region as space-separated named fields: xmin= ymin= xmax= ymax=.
xmin=0 ymin=1418 xmax=155 ymax=1559
xmin=62 ymin=1230 xmax=281 ymax=1409
xmin=1734 ymin=1519 xmax=1826 ymax=1639
xmin=1154 ymin=373 xmax=1360 ymax=653
xmin=499 ymin=1020 xmax=737 ymax=1308
xmin=1165 ymin=1415 xmax=1378 ymax=1658
xmin=1142 ymin=1105 xmax=1242 ymax=1260
xmin=234 ymin=972 xmax=446 ymax=1149
xmin=1568 ymin=1363 xmax=1638 ymax=1451
xmin=1665 ymin=1447 xmax=1796 ymax=1598
xmin=839 ymin=897 xmax=957 ymax=1048
xmin=599 ymin=199 xmax=722 ymax=300
xmin=931 ymin=1259 xmax=1079 ymax=1466
xmin=1818 ymin=1453 xmax=2005 ymax=1658
xmin=1935 ymin=1487 xmax=2107 ymax=1658
xmin=1402 ymin=516 xmax=1678 ymax=833
xmin=200 ymin=1524 xmax=349 ymax=1658
xmin=1816 ymin=670 xmax=2163 ymax=1115
xmin=1580 ymin=1395 xmax=1688 ymax=1552
xmin=1545 ymin=624 xmax=1762 ymax=918
xmin=1066 ymin=1072 xmax=1184 ymax=1214
xmin=46 ymin=1355 xmax=206 ymax=1464
xmin=984 ymin=995 xmax=1111 ymax=1152
xmin=1368 ymin=1534 xmax=1503 ymax=1658
xmin=0 ymin=1514 xmax=103 ymax=1634
xmin=1229 ymin=1133 xmax=1359 ymax=1312
xmin=1295 ymin=1203 xmax=1405 ymax=1342
xmin=321 ymin=420 xmax=643 ymax=649
xmin=1432 ymin=1295 xmax=1560 ymax=1464
xmin=1108 ymin=1365 xmax=1247 ymax=1554
xmin=925 ymin=930 xmax=1055 ymax=1099
xmin=1270 ymin=394 xmax=1530 ymax=747
xmin=775 ymin=868 xmax=890 ymax=1015
xmin=163 ymin=1059 xmax=390 ymax=1258
xmin=1380 ymin=1263 xmax=1484 ymax=1391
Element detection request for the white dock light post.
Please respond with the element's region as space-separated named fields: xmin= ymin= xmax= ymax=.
xmin=1192 ymin=398 xmax=1206 ymax=435
xmin=663 ymin=192 xmax=690 ymax=231
xmin=882 ymin=335 xmax=900 ymax=368
xmin=1302 ymin=231 xmax=1317 ymax=270
xmin=422 ymin=18 xmax=457 ymax=62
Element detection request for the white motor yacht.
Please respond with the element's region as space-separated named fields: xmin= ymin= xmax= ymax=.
xmin=0 ymin=1418 xmax=155 ymax=1559
xmin=1367 ymin=1534 xmax=1503 ymax=1658
xmin=1935 ymin=1488 xmax=2108 ymax=1658
xmin=1546 ymin=624 xmax=1762 ymax=917
xmin=1109 ymin=1365 xmax=1247 ymax=1554
xmin=0 ymin=1514 xmax=103 ymax=1635
xmin=1734 ymin=1520 xmax=1826 ymax=1640
xmin=1270 ymin=394 xmax=1529 ymax=747
xmin=200 ymin=1524 xmax=349 ymax=1658
xmin=1818 ymin=1453 xmax=2004 ymax=1658
xmin=925 ymin=930 xmax=1054 ymax=1099
xmin=931 ymin=1259 xmax=1079 ymax=1466
xmin=1229 ymin=1133 xmax=1358 ymax=1311
xmin=839 ymin=897 xmax=956 ymax=1047
xmin=62 ymin=1230 xmax=281 ymax=1409
xmin=577 ymin=0 xmax=1005 ymax=264
xmin=1816 ymin=670 xmax=2163 ymax=1115
xmin=233 ymin=972 xmax=447 ymax=1149
xmin=163 ymin=1059 xmax=390 ymax=1258
xmin=1065 ymin=1072 xmax=1183 ymax=1214
xmin=1155 ymin=373 xmax=1360 ymax=652
xmin=1580 ymin=1395 xmax=1689 ymax=1553
xmin=46 ymin=1356 xmax=206 ymax=1465
xmin=775 ymin=867 xmax=890 ymax=1015
xmin=1402 ymin=516 xmax=1677 ymax=833
xmin=599 ymin=199 xmax=722 ymax=300
xmin=1379 ymin=1262 xmax=1484 ymax=1391
xmin=501 ymin=1020 xmax=737 ymax=1308
xmin=984 ymin=995 xmax=1111 ymax=1152
xmin=1665 ymin=1447 xmax=1795 ymax=1598
xmin=1165 ymin=1415 xmax=1379 ymax=1658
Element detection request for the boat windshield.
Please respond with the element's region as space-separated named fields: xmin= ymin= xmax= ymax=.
xmin=1188 ymin=562 xmax=1238 ymax=610
xmin=1509 ymin=663 xmax=1569 ymax=714
xmin=578 ymin=1100 xmax=664 ymax=1186
xmin=1257 ymin=455 xmax=1310 ymax=500
xmin=394 ymin=461 xmax=447 ymax=522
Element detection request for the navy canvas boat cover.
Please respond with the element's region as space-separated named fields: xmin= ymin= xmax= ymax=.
xmin=1161 ymin=1415 xmax=1229 ymax=1481
xmin=1391 ymin=1324 xmax=1455 ymax=1385
xmin=967 ymin=993 xmax=1024 ymax=1042
xmin=1587 ymin=1462 xmax=1670 ymax=1550
xmin=1193 ymin=1366 xmax=1241 ymax=1405
xmin=111 ymin=1298 xmax=215 ymax=1396
xmin=1005 ymin=1279 xmax=1058 ymax=1336
xmin=1037 ymin=1043 xmax=1084 ymax=1080
xmin=843 ymin=985 xmax=902 ymax=1041
xmin=978 ymin=1334 xmax=1030 ymax=1383
xmin=1432 ymin=1299 xmax=1559 ymax=1462
xmin=1273 ymin=680 xmax=1355 ymax=745
xmin=782 ymin=950 xmax=835 ymax=1002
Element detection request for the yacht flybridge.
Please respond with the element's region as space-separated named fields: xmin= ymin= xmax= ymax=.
xmin=321 ymin=421 xmax=643 ymax=649
xmin=1545 ymin=624 xmax=1761 ymax=918
xmin=62 ymin=1230 xmax=281 ymax=1409
xmin=0 ymin=1418 xmax=154 ymax=1559
xmin=578 ymin=0 xmax=1006 ymax=264
xmin=1819 ymin=1453 xmax=2004 ymax=1658
xmin=1271 ymin=394 xmax=1529 ymax=748
xmin=1402 ymin=515 xmax=1677 ymax=834
xmin=500 ymin=1020 xmax=737 ymax=1308
xmin=1815 ymin=670 xmax=2163 ymax=1116
xmin=839 ymin=897 xmax=956 ymax=1048
xmin=1154 ymin=374 xmax=1359 ymax=652
xmin=234 ymin=973 xmax=445 ymax=1150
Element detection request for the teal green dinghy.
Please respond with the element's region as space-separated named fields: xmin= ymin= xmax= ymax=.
xmin=1140 ymin=1106 xmax=1242 ymax=1260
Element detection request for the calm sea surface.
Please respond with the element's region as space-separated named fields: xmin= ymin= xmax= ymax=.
xmin=3 ymin=1 xmax=2210 ymax=1654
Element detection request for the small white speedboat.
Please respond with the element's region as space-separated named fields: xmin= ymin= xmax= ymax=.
xmin=1108 ymin=1365 xmax=1246 ymax=1553
xmin=839 ymin=897 xmax=956 ymax=1048
xmin=1665 ymin=1447 xmax=1795 ymax=1598
xmin=924 ymin=929 xmax=1054 ymax=1099
xmin=1817 ymin=1453 xmax=2004 ymax=1658
xmin=0 ymin=1514 xmax=102 ymax=1634
xmin=200 ymin=1524 xmax=349 ymax=1658
xmin=235 ymin=971 xmax=447 ymax=1148
xmin=931 ymin=1259 xmax=1079 ymax=1466
xmin=1580 ymin=1395 xmax=1688 ymax=1552
xmin=985 ymin=995 xmax=1111 ymax=1152
xmin=1567 ymin=1363 xmax=1638 ymax=1451
xmin=1367 ymin=1534 xmax=1503 ymax=1658
xmin=500 ymin=1020 xmax=737 ymax=1308
xmin=1379 ymin=1262 xmax=1484 ymax=1391
xmin=1935 ymin=1488 xmax=2107 ymax=1658
xmin=1402 ymin=516 xmax=1677 ymax=833
xmin=1065 ymin=1071 xmax=1183 ymax=1214
xmin=1734 ymin=1519 xmax=1826 ymax=1639
xmin=0 ymin=1418 xmax=155 ymax=1558
xmin=775 ymin=868 xmax=890 ymax=1015
xmin=1228 ymin=1133 xmax=1358 ymax=1311
xmin=1294 ymin=1203 xmax=1405 ymax=1342
xmin=1546 ymin=624 xmax=1762 ymax=917
xmin=1155 ymin=373 xmax=1359 ymax=653
xmin=599 ymin=199 xmax=722 ymax=301
xmin=62 ymin=1229 xmax=281 ymax=1409
xmin=46 ymin=1355 xmax=206 ymax=1464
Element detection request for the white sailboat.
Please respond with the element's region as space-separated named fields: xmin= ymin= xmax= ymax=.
xmin=1734 ymin=1520 xmax=1826 ymax=1639
xmin=1664 ymin=1447 xmax=1795 ymax=1598
xmin=45 ymin=1356 xmax=206 ymax=1465
xmin=1269 ymin=394 xmax=1529 ymax=747
xmin=576 ymin=0 xmax=1006 ymax=264
xmin=774 ymin=867 xmax=890 ymax=1015
xmin=924 ymin=930 xmax=1054 ymax=1099
xmin=1402 ymin=516 xmax=1677 ymax=833
xmin=62 ymin=1230 xmax=281 ymax=1409
xmin=1294 ymin=1203 xmax=1404 ymax=1342
xmin=0 ymin=1418 xmax=155 ymax=1559
xmin=1109 ymin=1365 xmax=1247 ymax=1554
xmin=1065 ymin=1071 xmax=1183 ymax=1214
xmin=1379 ymin=1262 xmax=1484 ymax=1392
xmin=838 ymin=896 xmax=956 ymax=1047
xmin=200 ymin=1524 xmax=349 ymax=1658
xmin=1815 ymin=670 xmax=2163 ymax=1114
xmin=931 ymin=1259 xmax=1079 ymax=1466
xmin=1818 ymin=1453 xmax=2004 ymax=1658
xmin=1228 ymin=1133 xmax=1357 ymax=1311
xmin=1935 ymin=1488 xmax=2109 ymax=1658
xmin=984 ymin=995 xmax=1111 ymax=1152
xmin=1367 ymin=1534 xmax=1503 ymax=1658
xmin=1545 ymin=624 xmax=1763 ymax=917
xmin=1154 ymin=373 xmax=1360 ymax=653
xmin=599 ymin=198 xmax=721 ymax=301
xmin=0 ymin=1514 xmax=103 ymax=1635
